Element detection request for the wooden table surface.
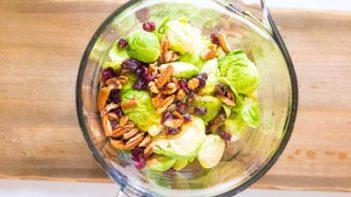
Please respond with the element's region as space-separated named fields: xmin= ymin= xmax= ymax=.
xmin=0 ymin=0 xmax=351 ymax=192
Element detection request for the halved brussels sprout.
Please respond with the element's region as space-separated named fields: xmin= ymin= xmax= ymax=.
xmin=147 ymin=155 xmax=177 ymax=172
xmin=152 ymin=116 xmax=206 ymax=160
xmin=121 ymin=90 xmax=160 ymax=131
xmin=126 ymin=30 xmax=161 ymax=63
xmin=193 ymin=96 xmax=222 ymax=123
xmin=164 ymin=19 xmax=203 ymax=54
xmin=224 ymin=114 xmax=248 ymax=141
xmin=159 ymin=62 xmax=199 ymax=78
xmin=200 ymin=59 xmax=220 ymax=95
xmin=103 ymin=44 xmax=129 ymax=71
xmin=197 ymin=134 xmax=225 ymax=169
xmin=218 ymin=49 xmax=260 ymax=95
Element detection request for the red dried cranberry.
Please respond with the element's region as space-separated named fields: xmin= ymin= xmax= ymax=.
xmin=110 ymin=120 xmax=118 ymax=129
xmin=133 ymin=78 xmax=147 ymax=90
xmin=109 ymin=89 xmax=120 ymax=103
xmin=122 ymin=59 xmax=140 ymax=72
xmin=197 ymin=73 xmax=208 ymax=88
xmin=219 ymin=130 xmax=232 ymax=141
xmin=118 ymin=38 xmax=128 ymax=48
xmin=182 ymin=113 xmax=191 ymax=122
xmin=131 ymin=147 xmax=146 ymax=169
xmin=210 ymin=32 xmax=219 ymax=45
xmin=113 ymin=107 xmax=124 ymax=118
xmin=142 ymin=21 xmax=155 ymax=32
xmin=177 ymin=102 xmax=189 ymax=113
xmin=179 ymin=79 xmax=190 ymax=93
xmin=135 ymin=67 xmax=145 ymax=76
xmin=168 ymin=127 xmax=181 ymax=135
xmin=161 ymin=111 xmax=173 ymax=124
xmin=193 ymin=106 xmax=207 ymax=115
xmin=101 ymin=67 xmax=115 ymax=82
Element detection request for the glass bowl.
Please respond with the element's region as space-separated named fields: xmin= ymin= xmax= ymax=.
xmin=76 ymin=0 xmax=298 ymax=196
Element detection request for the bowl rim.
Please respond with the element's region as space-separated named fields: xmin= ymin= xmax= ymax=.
xmin=76 ymin=1 xmax=298 ymax=196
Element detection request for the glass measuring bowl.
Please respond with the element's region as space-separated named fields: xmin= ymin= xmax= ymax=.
xmin=76 ymin=0 xmax=298 ymax=196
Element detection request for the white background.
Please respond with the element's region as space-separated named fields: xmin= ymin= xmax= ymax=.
xmin=1 ymin=1 xmax=350 ymax=197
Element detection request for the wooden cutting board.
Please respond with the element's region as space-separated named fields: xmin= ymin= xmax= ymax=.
xmin=0 ymin=0 xmax=350 ymax=192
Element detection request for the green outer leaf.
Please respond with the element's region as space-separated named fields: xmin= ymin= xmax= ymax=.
xmin=126 ymin=30 xmax=161 ymax=63
xmin=240 ymin=97 xmax=260 ymax=128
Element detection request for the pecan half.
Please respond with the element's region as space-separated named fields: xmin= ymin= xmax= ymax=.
xmin=102 ymin=115 xmax=113 ymax=137
xmin=119 ymin=116 xmax=129 ymax=127
xmin=156 ymin=95 xmax=176 ymax=114
xmin=155 ymin=65 xmax=173 ymax=89
xmin=160 ymin=82 xmax=177 ymax=95
xmin=123 ymin=128 xmax=139 ymax=140
xmin=124 ymin=133 xmax=145 ymax=150
xmin=100 ymin=103 xmax=119 ymax=117
xmin=97 ymin=87 xmax=110 ymax=111
xmin=117 ymin=75 xmax=128 ymax=84
xmin=151 ymin=94 xmax=164 ymax=108
xmin=144 ymin=145 xmax=153 ymax=157
xmin=121 ymin=98 xmax=137 ymax=109
xmin=160 ymin=36 xmax=169 ymax=63
xmin=217 ymin=95 xmax=235 ymax=107
xmin=208 ymin=113 xmax=225 ymax=132
xmin=201 ymin=44 xmax=217 ymax=60
xmin=105 ymin=78 xmax=122 ymax=89
xmin=138 ymin=135 xmax=151 ymax=147
xmin=164 ymin=119 xmax=184 ymax=128
xmin=164 ymin=51 xmax=179 ymax=63
xmin=187 ymin=78 xmax=200 ymax=90
xmin=218 ymin=32 xmax=231 ymax=54
xmin=148 ymin=81 xmax=159 ymax=94
xmin=149 ymin=62 xmax=158 ymax=75
xmin=110 ymin=139 xmax=124 ymax=149
xmin=111 ymin=127 xmax=126 ymax=138
xmin=176 ymin=89 xmax=186 ymax=100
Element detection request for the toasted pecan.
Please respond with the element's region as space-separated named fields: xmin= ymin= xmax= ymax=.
xmin=138 ymin=135 xmax=151 ymax=147
xmin=105 ymin=78 xmax=122 ymax=89
xmin=148 ymin=81 xmax=159 ymax=94
xmin=123 ymin=128 xmax=139 ymax=140
xmin=97 ymin=87 xmax=110 ymax=111
xmin=144 ymin=144 xmax=153 ymax=157
xmin=156 ymin=95 xmax=176 ymax=114
xmin=160 ymin=82 xmax=177 ymax=95
xmin=217 ymin=95 xmax=235 ymax=107
xmin=201 ymin=44 xmax=218 ymax=60
xmin=176 ymin=89 xmax=186 ymax=100
xmin=218 ymin=32 xmax=231 ymax=54
xmin=187 ymin=78 xmax=200 ymax=90
xmin=155 ymin=65 xmax=173 ymax=89
xmin=110 ymin=139 xmax=124 ymax=149
xmin=102 ymin=115 xmax=113 ymax=137
xmin=152 ymin=94 xmax=164 ymax=108
xmin=121 ymin=98 xmax=137 ymax=109
xmin=100 ymin=103 xmax=119 ymax=117
xmin=164 ymin=119 xmax=184 ymax=128
xmin=124 ymin=133 xmax=145 ymax=150
xmin=160 ymin=36 xmax=169 ymax=63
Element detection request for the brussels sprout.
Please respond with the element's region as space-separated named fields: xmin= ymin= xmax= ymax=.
xmin=164 ymin=19 xmax=203 ymax=54
xmin=121 ymin=90 xmax=161 ymax=131
xmin=200 ymin=59 xmax=219 ymax=95
xmin=197 ymin=135 xmax=225 ymax=169
xmin=224 ymin=114 xmax=248 ymax=141
xmin=193 ymin=96 xmax=222 ymax=123
xmin=103 ymin=44 xmax=129 ymax=71
xmin=240 ymin=97 xmax=260 ymax=128
xmin=178 ymin=52 xmax=205 ymax=69
xmin=159 ymin=62 xmax=199 ymax=78
xmin=147 ymin=155 xmax=176 ymax=172
xmin=126 ymin=30 xmax=161 ymax=63
xmin=218 ymin=49 xmax=260 ymax=95
xmin=173 ymin=160 xmax=188 ymax=171
xmin=152 ymin=116 xmax=206 ymax=160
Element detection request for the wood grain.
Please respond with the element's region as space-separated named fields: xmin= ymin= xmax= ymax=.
xmin=0 ymin=0 xmax=351 ymax=192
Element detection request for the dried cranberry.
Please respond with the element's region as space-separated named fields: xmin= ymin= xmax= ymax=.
xmin=193 ymin=106 xmax=207 ymax=115
xmin=219 ymin=130 xmax=232 ymax=141
xmin=177 ymin=102 xmax=189 ymax=113
xmin=179 ymin=79 xmax=190 ymax=93
xmin=161 ymin=111 xmax=173 ymax=124
xmin=109 ymin=89 xmax=120 ymax=103
xmin=183 ymin=113 xmax=191 ymax=122
xmin=144 ymin=73 xmax=156 ymax=82
xmin=135 ymin=67 xmax=145 ymax=77
xmin=196 ymin=73 xmax=208 ymax=88
xmin=113 ymin=107 xmax=124 ymax=118
xmin=110 ymin=120 xmax=118 ymax=129
xmin=168 ymin=127 xmax=181 ymax=135
xmin=101 ymin=67 xmax=115 ymax=82
xmin=215 ymin=84 xmax=230 ymax=96
xmin=118 ymin=38 xmax=128 ymax=48
xmin=142 ymin=21 xmax=155 ymax=32
xmin=131 ymin=147 xmax=146 ymax=169
xmin=133 ymin=78 xmax=147 ymax=90
xmin=122 ymin=59 xmax=140 ymax=72
xmin=210 ymin=32 xmax=219 ymax=45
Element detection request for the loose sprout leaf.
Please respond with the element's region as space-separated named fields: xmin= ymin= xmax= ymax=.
xmin=193 ymin=96 xmax=222 ymax=123
xmin=240 ymin=97 xmax=260 ymax=128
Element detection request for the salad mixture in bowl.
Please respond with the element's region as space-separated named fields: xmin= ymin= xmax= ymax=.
xmin=98 ymin=17 xmax=260 ymax=171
